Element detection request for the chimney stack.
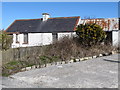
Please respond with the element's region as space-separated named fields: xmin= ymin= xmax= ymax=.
xmin=42 ymin=13 xmax=50 ymax=21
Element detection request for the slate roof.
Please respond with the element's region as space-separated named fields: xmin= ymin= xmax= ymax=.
xmin=6 ymin=16 xmax=80 ymax=33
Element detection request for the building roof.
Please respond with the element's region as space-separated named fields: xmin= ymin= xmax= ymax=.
xmin=5 ymin=16 xmax=80 ymax=33
xmin=80 ymin=18 xmax=119 ymax=31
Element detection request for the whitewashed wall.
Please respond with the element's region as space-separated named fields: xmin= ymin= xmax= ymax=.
xmin=12 ymin=33 xmax=52 ymax=48
xmin=12 ymin=32 xmax=76 ymax=48
xmin=28 ymin=33 xmax=52 ymax=46
xmin=12 ymin=34 xmax=23 ymax=48
xmin=58 ymin=32 xmax=76 ymax=40
xmin=112 ymin=30 xmax=120 ymax=47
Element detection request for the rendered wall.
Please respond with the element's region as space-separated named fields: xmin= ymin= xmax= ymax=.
xmin=112 ymin=30 xmax=120 ymax=46
xmin=12 ymin=32 xmax=76 ymax=48
xmin=12 ymin=33 xmax=52 ymax=48
xmin=58 ymin=32 xmax=76 ymax=40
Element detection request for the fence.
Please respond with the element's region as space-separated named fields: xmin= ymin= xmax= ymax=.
xmin=2 ymin=46 xmax=45 ymax=65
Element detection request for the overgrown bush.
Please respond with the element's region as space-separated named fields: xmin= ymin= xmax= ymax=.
xmin=44 ymin=36 xmax=115 ymax=60
xmin=2 ymin=36 xmax=116 ymax=76
xmin=76 ymin=23 xmax=106 ymax=46
xmin=0 ymin=31 xmax=12 ymax=50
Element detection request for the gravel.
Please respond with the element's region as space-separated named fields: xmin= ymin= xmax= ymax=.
xmin=2 ymin=54 xmax=119 ymax=88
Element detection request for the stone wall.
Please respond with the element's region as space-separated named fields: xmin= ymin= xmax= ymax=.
xmin=2 ymin=46 xmax=44 ymax=65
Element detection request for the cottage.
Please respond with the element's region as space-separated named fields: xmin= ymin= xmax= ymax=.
xmin=5 ymin=13 xmax=80 ymax=48
xmin=5 ymin=13 xmax=119 ymax=48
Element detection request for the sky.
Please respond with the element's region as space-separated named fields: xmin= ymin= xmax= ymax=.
xmin=2 ymin=2 xmax=118 ymax=29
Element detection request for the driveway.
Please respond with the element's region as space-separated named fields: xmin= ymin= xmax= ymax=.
xmin=2 ymin=54 xmax=119 ymax=88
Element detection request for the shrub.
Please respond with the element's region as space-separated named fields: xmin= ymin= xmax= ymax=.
xmin=76 ymin=23 xmax=106 ymax=46
xmin=2 ymin=37 xmax=116 ymax=76
xmin=0 ymin=31 xmax=12 ymax=50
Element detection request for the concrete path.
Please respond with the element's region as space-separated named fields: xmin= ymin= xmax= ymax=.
xmin=2 ymin=54 xmax=119 ymax=88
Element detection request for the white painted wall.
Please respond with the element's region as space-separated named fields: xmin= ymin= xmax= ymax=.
xmin=12 ymin=33 xmax=53 ymax=48
xmin=12 ymin=34 xmax=24 ymax=48
xmin=112 ymin=30 xmax=120 ymax=47
xmin=58 ymin=32 xmax=76 ymax=40
xmin=12 ymin=31 xmax=120 ymax=48
xmin=12 ymin=32 xmax=76 ymax=48
xmin=28 ymin=33 xmax=52 ymax=46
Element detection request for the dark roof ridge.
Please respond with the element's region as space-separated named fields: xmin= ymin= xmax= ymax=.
xmin=15 ymin=16 xmax=80 ymax=21
xmin=16 ymin=18 xmax=41 ymax=21
xmin=49 ymin=16 xmax=80 ymax=19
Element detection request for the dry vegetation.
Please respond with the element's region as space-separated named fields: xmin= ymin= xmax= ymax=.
xmin=45 ymin=36 xmax=116 ymax=59
xmin=2 ymin=36 xmax=117 ymax=76
xmin=0 ymin=30 xmax=12 ymax=50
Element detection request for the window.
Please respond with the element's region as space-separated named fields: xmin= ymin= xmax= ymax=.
xmin=16 ymin=34 xmax=19 ymax=43
xmin=52 ymin=33 xmax=58 ymax=42
xmin=24 ymin=33 xmax=28 ymax=43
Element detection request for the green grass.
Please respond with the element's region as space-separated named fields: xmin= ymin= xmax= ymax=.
xmin=26 ymin=64 xmax=35 ymax=67
xmin=2 ymin=73 xmax=10 ymax=77
xmin=5 ymin=66 xmax=15 ymax=69
xmin=39 ymin=55 xmax=60 ymax=64
xmin=7 ymin=61 xmax=20 ymax=66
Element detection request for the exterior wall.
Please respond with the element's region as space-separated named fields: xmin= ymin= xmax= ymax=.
xmin=12 ymin=34 xmax=24 ymax=48
xmin=58 ymin=32 xmax=76 ymax=40
xmin=112 ymin=30 xmax=120 ymax=47
xmin=28 ymin=33 xmax=52 ymax=46
xmin=12 ymin=32 xmax=76 ymax=48
xmin=12 ymin=33 xmax=52 ymax=48
xmin=12 ymin=31 xmax=120 ymax=48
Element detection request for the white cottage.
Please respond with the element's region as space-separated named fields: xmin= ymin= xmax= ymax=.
xmin=5 ymin=13 xmax=119 ymax=48
xmin=5 ymin=13 xmax=80 ymax=48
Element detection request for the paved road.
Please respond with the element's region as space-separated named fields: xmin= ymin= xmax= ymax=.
xmin=2 ymin=54 xmax=119 ymax=88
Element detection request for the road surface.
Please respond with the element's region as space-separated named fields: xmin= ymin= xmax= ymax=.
xmin=2 ymin=54 xmax=119 ymax=88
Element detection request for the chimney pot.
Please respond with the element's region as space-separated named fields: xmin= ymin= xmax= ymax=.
xmin=42 ymin=13 xmax=50 ymax=21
